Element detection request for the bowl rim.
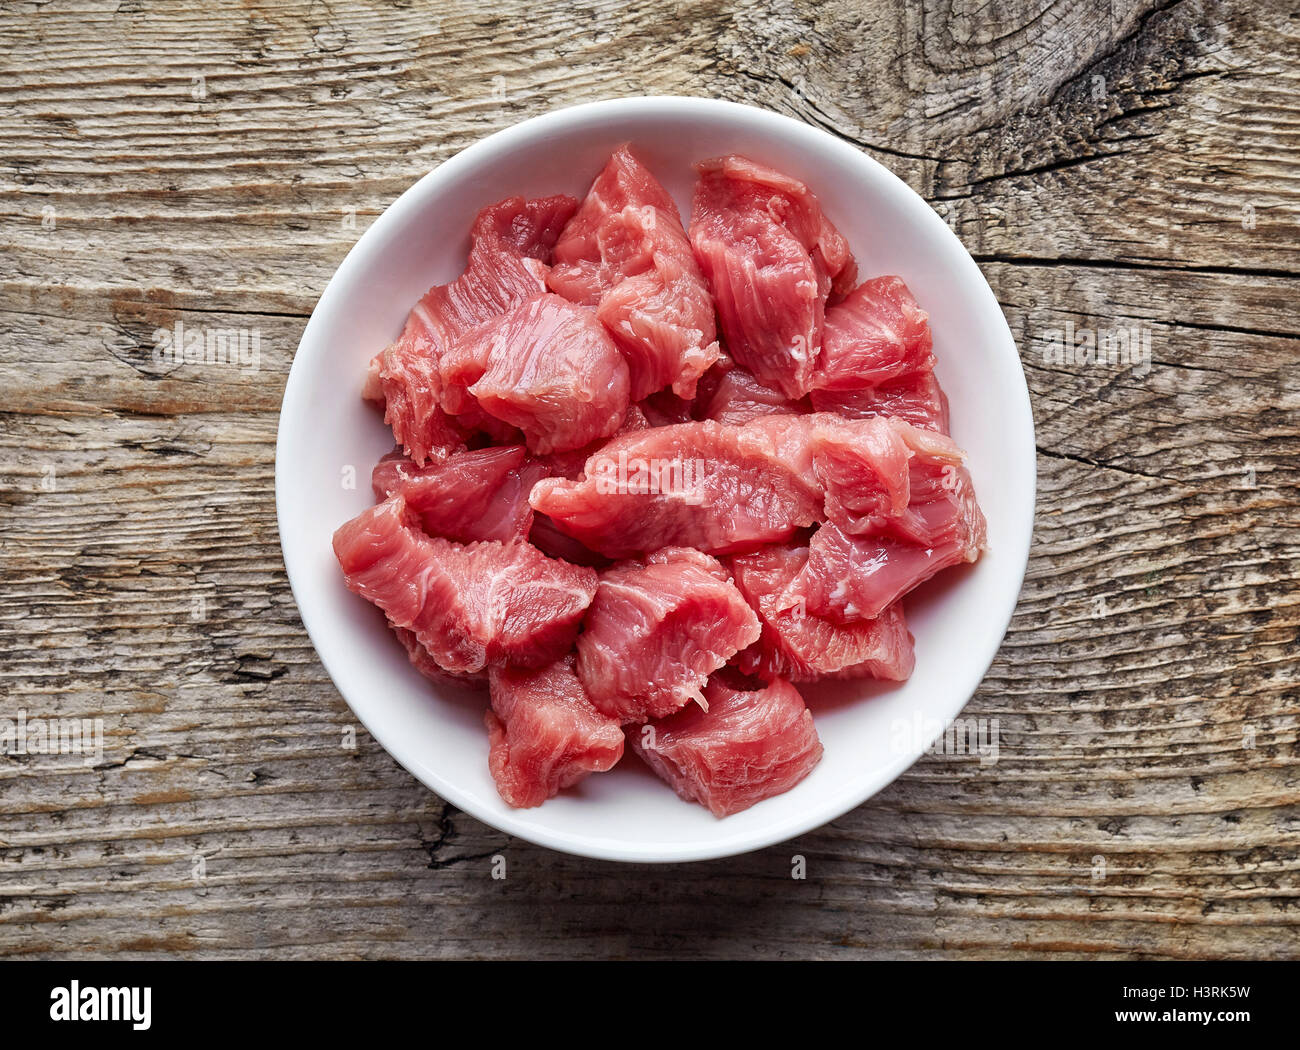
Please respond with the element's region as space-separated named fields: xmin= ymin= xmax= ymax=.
xmin=275 ymin=95 xmax=1037 ymax=863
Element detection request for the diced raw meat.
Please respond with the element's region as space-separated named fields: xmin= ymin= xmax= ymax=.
xmin=333 ymin=497 xmax=597 ymax=674
xmin=696 ymin=154 xmax=857 ymax=296
xmin=810 ymin=369 xmax=950 ymax=434
xmin=595 ymin=244 xmax=721 ymax=400
xmin=729 ymin=544 xmax=915 ymax=682
xmin=783 ymin=435 xmax=985 ymax=621
xmin=810 ymin=276 xmax=935 ymax=391
xmin=518 ymin=409 xmax=657 ymax=566
xmin=485 ymin=656 xmax=624 ymax=808
xmin=550 ymin=147 xmax=679 ymax=266
xmin=811 ymin=415 xmax=963 ymax=535
xmin=689 ymin=154 xmax=856 ymax=398
xmin=371 ymin=446 xmax=535 ymax=544
xmin=788 ymin=518 xmax=982 ymax=623
xmin=524 ymin=403 xmax=652 ymax=485
xmin=549 ymin=146 xmax=720 ymax=400
xmin=405 ymin=253 xmax=546 ymax=367
xmin=888 ymin=458 xmax=988 ymax=553
xmin=374 ymin=320 xmax=470 ymax=464
xmin=339 ymin=149 xmax=989 ymax=816
xmin=576 ymin=548 xmax=761 ymax=722
xmin=530 ymin=417 xmax=824 ymax=557
xmin=390 ymin=622 xmax=486 ymax=684
xmin=696 ymin=365 xmax=808 ymax=424
xmin=529 ymin=414 xmax=963 ymax=558
xmin=630 ymin=675 xmax=823 ymax=817
xmin=438 ymin=294 xmax=631 ymax=454
xmin=410 ymin=194 xmax=576 ymax=355
xmin=471 ymin=194 xmax=579 ymax=262
xmin=366 ymin=195 xmax=578 ymax=460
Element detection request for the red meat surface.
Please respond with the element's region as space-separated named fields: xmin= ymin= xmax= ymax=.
xmin=529 ymin=416 xmax=824 ymax=557
xmin=788 ymin=517 xmax=982 ymax=623
xmin=528 ymin=414 xmax=963 ymax=558
xmin=485 ymin=656 xmax=624 ymax=808
xmin=695 ymin=364 xmax=809 ymax=424
xmin=729 ymin=544 xmax=915 ymax=682
xmin=576 ymin=548 xmax=761 ymax=723
xmin=390 ymin=622 xmax=486 ymax=685
xmin=333 ymin=497 xmax=597 ymax=675
xmin=689 ymin=154 xmax=856 ymax=398
xmin=810 ymin=369 xmax=950 ymax=434
xmin=368 ymin=194 xmax=578 ymax=461
xmin=438 ymin=293 xmax=631 ymax=454
xmin=549 ymin=146 xmax=720 ymax=400
xmin=471 ymin=194 xmax=579 ymax=261
xmin=812 ymin=415 xmax=964 ymax=536
xmin=371 ymin=446 xmax=536 ymax=544
xmin=809 ymin=275 xmax=935 ymax=391
xmin=630 ymin=675 xmax=823 ymax=817
xmin=373 ymin=320 xmax=470 ymax=465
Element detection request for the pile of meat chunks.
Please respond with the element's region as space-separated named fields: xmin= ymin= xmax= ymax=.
xmin=333 ymin=147 xmax=985 ymax=817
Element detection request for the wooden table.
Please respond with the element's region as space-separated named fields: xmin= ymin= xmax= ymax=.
xmin=1 ymin=0 xmax=1295 ymax=960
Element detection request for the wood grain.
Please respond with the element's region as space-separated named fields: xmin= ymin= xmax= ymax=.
xmin=0 ymin=0 xmax=1296 ymax=960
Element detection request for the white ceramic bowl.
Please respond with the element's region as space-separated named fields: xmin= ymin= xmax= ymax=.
xmin=276 ymin=96 xmax=1035 ymax=863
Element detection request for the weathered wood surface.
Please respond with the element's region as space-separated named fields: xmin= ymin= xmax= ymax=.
xmin=1 ymin=0 xmax=1296 ymax=960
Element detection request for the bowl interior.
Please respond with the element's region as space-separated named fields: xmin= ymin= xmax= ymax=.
xmin=276 ymin=97 xmax=1035 ymax=862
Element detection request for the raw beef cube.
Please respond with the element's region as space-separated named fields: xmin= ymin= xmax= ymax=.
xmin=697 ymin=364 xmax=809 ymax=424
xmin=576 ymin=548 xmax=761 ymax=722
xmin=595 ymin=242 xmax=721 ymax=400
xmin=689 ymin=154 xmax=856 ymax=398
xmin=528 ymin=413 xmax=960 ymax=558
xmin=471 ymin=194 xmax=579 ymax=262
xmin=485 ymin=657 xmax=624 ymax=808
xmin=517 ymin=407 xmax=655 ymax=567
xmin=371 ymin=445 xmax=536 ymax=544
xmin=410 ymin=194 xmax=577 ymax=355
xmin=810 ymin=369 xmax=950 ymax=434
xmin=366 ymin=195 xmax=578 ymax=458
xmin=529 ymin=417 xmax=825 ymax=557
xmin=789 ymin=519 xmax=982 ymax=623
xmin=630 ymin=675 xmax=823 ymax=817
xmin=333 ymin=497 xmax=598 ymax=674
xmin=438 ymin=294 xmax=631 ymax=455
xmin=550 ymin=146 xmax=679 ymax=268
xmin=790 ymin=432 xmax=986 ymax=620
xmin=549 ymin=146 xmax=720 ymax=400
xmin=810 ymin=276 xmax=935 ymax=391
xmin=523 ymin=403 xmax=653 ymax=485
xmin=887 ymin=457 xmax=988 ymax=553
xmin=374 ymin=320 xmax=470 ymax=464
xmin=811 ymin=415 xmax=963 ymax=535
xmin=729 ymin=544 xmax=915 ymax=682
xmin=390 ymin=622 xmax=486 ymax=684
